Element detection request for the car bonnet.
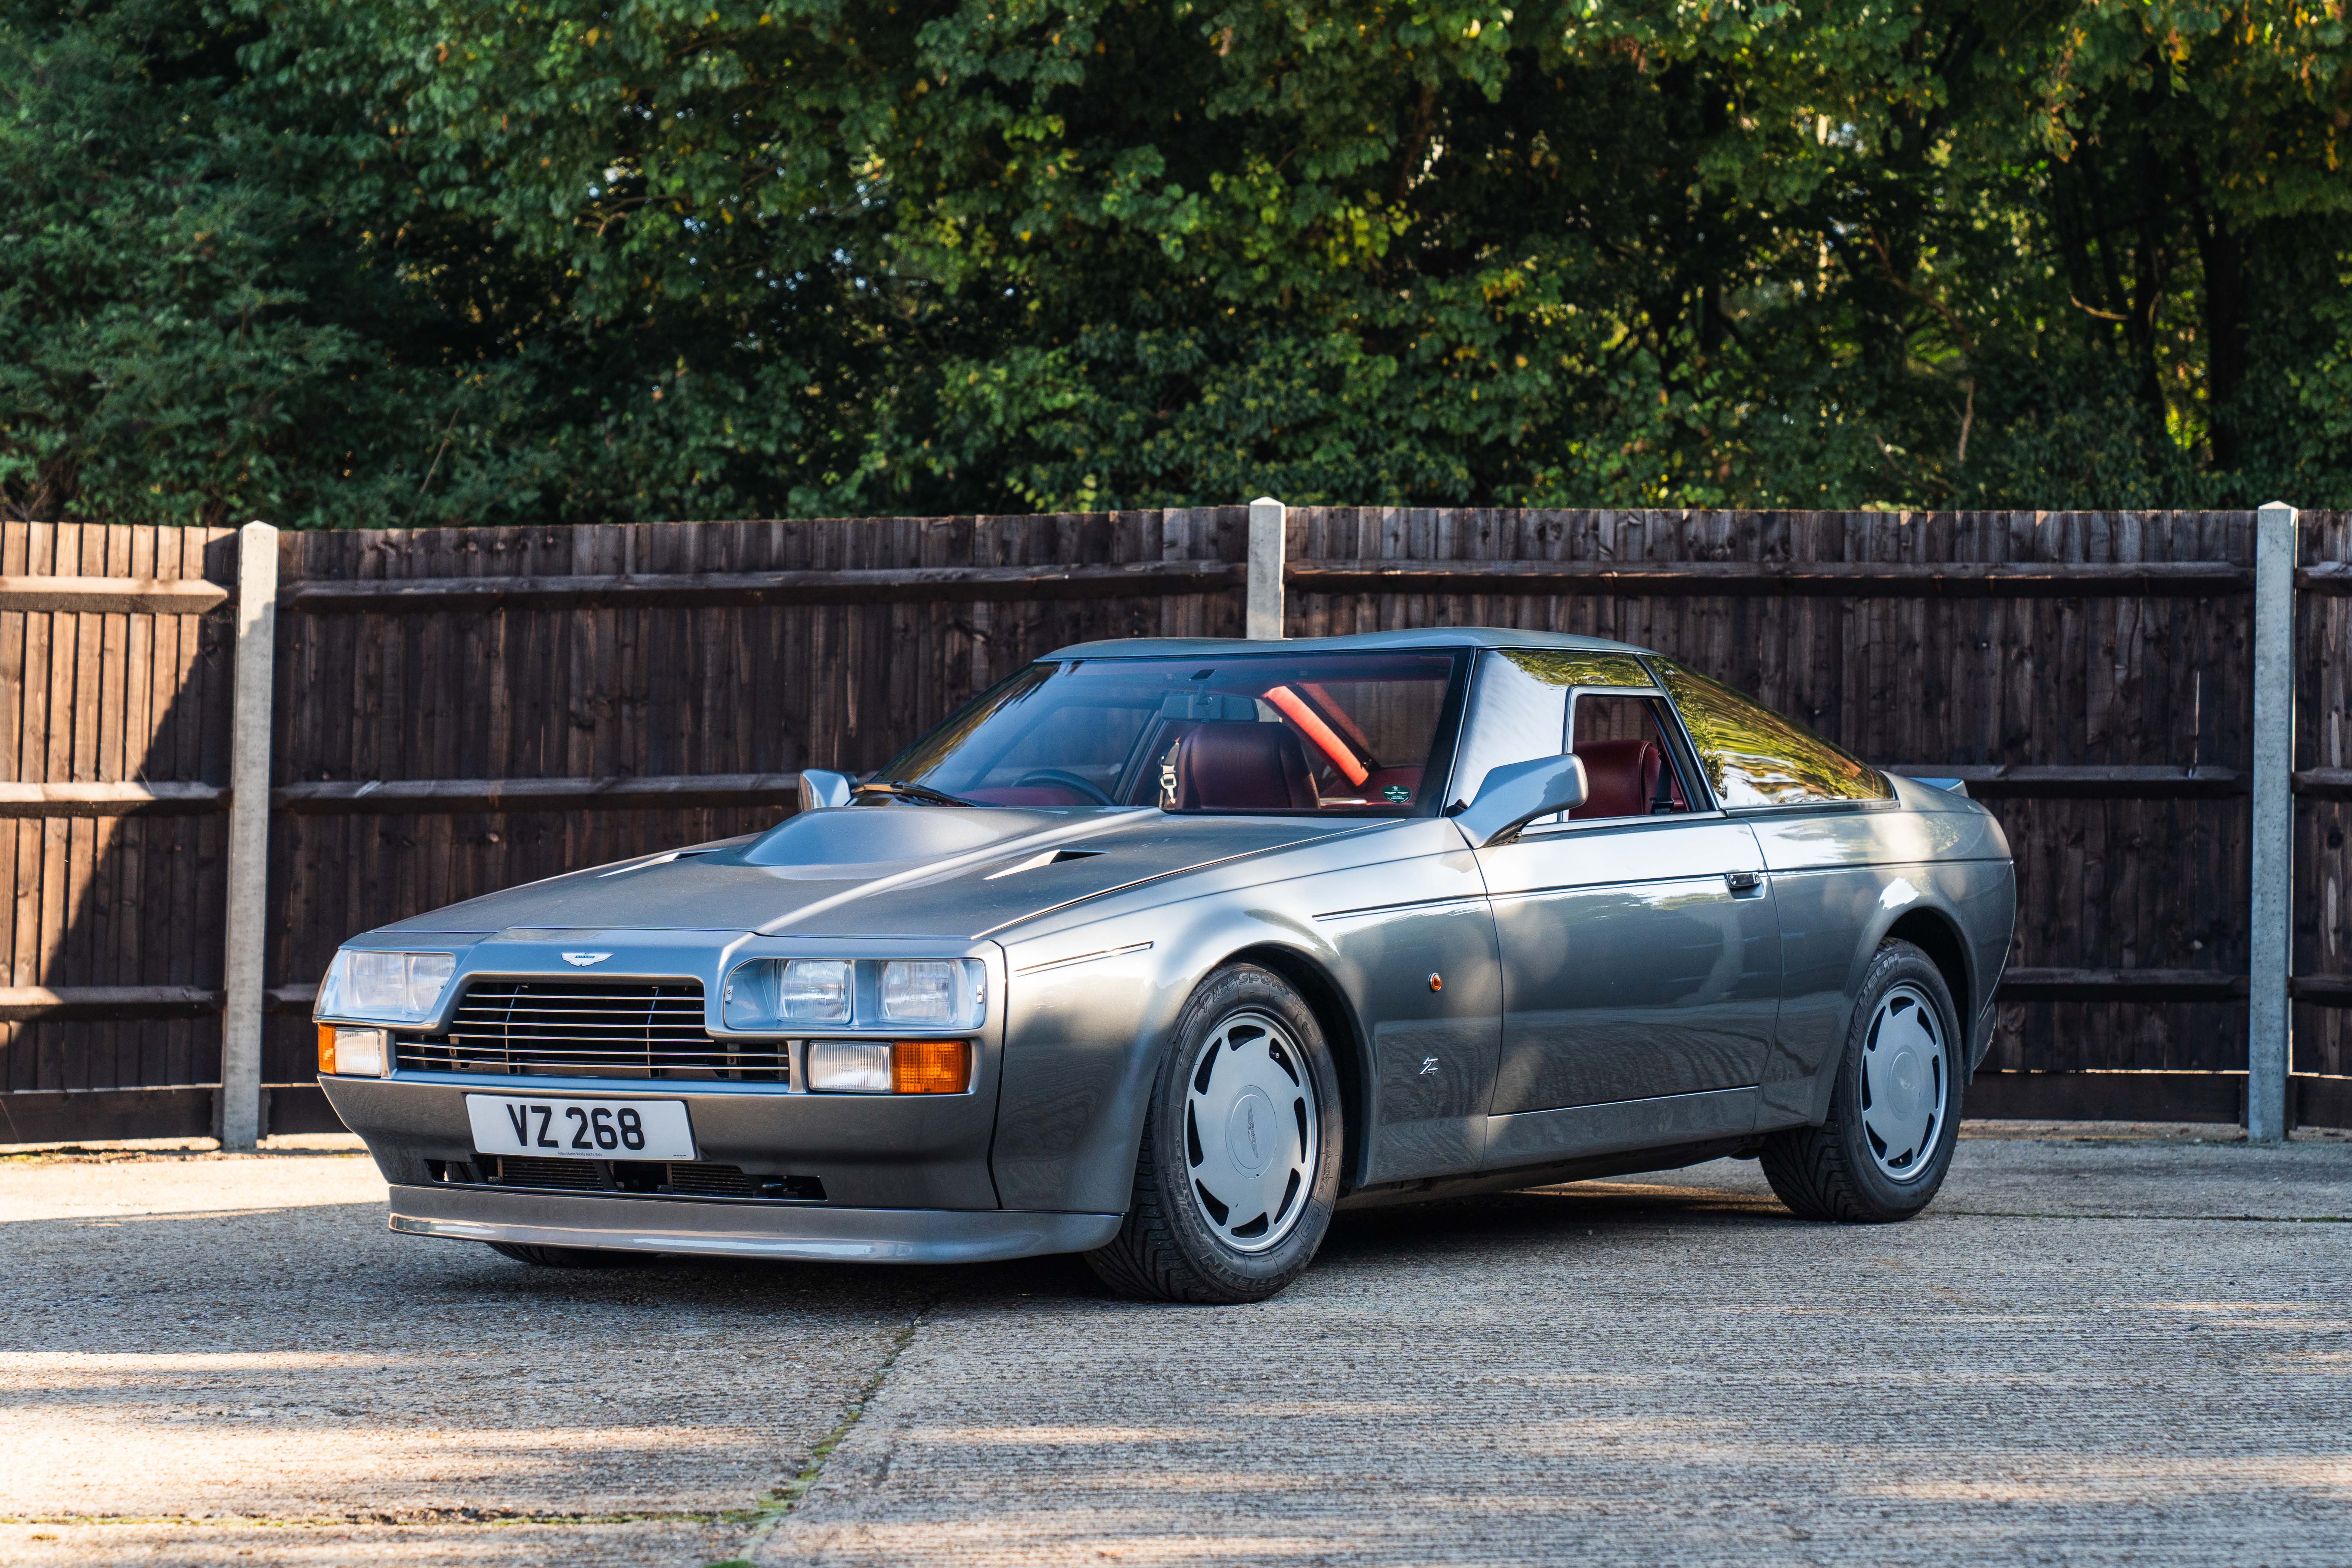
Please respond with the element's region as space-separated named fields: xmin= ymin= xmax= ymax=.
xmin=369 ymin=805 xmax=1366 ymax=941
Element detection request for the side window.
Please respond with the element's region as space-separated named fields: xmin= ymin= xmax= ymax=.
xmin=1566 ymin=695 xmax=1693 ymax=820
xmin=1446 ymin=652 xmax=1570 ymax=808
xmin=1449 ymin=649 xmax=1682 ymax=819
xmin=1659 ymin=662 xmax=1893 ymax=807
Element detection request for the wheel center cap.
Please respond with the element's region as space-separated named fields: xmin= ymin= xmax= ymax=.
xmin=1226 ymin=1087 xmax=1276 ymax=1176
xmin=1885 ymin=1047 xmax=1923 ymax=1114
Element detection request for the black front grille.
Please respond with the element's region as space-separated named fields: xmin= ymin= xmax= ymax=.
xmin=479 ymin=1154 xmax=607 ymax=1191
xmin=430 ymin=1156 xmax=824 ymax=1202
xmin=396 ymin=979 xmax=787 ymax=1081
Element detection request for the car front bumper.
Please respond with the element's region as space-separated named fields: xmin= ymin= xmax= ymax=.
xmin=387 ymin=1182 xmax=1121 ymax=1264
xmin=323 ymin=1069 xmax=1010 ymax=1209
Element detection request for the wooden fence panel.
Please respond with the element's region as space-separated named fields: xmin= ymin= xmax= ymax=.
xmin=1282 ymin=507 xmax=2263 ymax=1087
xmin=0 ymin=523 xmax=236 ymax=1141
xmin=2296 ymin=510 xmax=2351 ymax=1081
xmin=2 ymin=505 xmax=2342 ymax=1141
xmin=255 ymin=512 xmax=1251 ymax=1097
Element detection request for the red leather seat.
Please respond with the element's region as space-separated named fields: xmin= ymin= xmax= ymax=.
xmin=1177 ymin=723 xmax=1320 ymax=810
xmin=1571 ymin=738 xmax=1665 ymax=820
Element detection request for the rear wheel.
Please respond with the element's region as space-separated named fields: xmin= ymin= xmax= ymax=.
xmin=1086 ymin=964 xmax=1342 ymax=1304
xmin=484 ymin=1242 xmax=661 ymax=1269
xmin=1761 ymin=940 xmax=1962 ymax=1223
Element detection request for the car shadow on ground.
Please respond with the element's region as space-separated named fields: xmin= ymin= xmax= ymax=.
xmin=622 ymin=1167 xmax=1800 ymax=1307
xmin=4 ymin=1166 xmax=1803 ymax=1348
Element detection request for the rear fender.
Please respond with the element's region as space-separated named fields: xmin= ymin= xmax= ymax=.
xmin=1798 ymin=865 xmax=2009 ymax=1125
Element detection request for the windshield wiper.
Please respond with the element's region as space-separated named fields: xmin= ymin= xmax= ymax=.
xmin=855 ymin=779 xmax=979 ymax=808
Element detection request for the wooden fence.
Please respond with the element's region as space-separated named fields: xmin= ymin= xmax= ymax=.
xmin=1 ymin=505 xmax=2345 ymax=1144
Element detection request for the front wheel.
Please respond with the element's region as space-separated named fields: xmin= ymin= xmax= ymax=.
xmin=1761 ymin=939 xmax=1963 ymax=1222
xmin=1086 ymin=964 xmax=1343 ymax=1304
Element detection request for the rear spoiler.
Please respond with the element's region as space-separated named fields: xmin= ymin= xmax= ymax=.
xmin=1882 ymin=769 xmax=1971 ymax=799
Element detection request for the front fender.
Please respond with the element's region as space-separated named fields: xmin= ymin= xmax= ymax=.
xmin=989 ymin=902 xmax=1350 ymax=1213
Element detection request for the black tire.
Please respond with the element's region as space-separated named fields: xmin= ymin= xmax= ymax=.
xmin=1761 ymin=939 xmax=1964 ymax=1223
xmin=1086 ymin=963 xmax=1343 ymax=1304
xmin=484 ymin=1242 xmax=662 ymax=1268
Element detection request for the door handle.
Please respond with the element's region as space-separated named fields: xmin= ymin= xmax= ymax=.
xmin=1725 ymin=870 xmax=1764 ymax=895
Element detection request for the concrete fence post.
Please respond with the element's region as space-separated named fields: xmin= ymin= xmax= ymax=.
xmin=219 ymin=521 xmax=279 ymax=1150
xmin=2248 ymin=501 xmax=2297 ymax=1142
xmin=1247 ymin=497 xmax=1287 ymax=639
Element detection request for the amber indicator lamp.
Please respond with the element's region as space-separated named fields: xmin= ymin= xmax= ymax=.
xmin=891 ymin=1039 xmax=972 ymax=1094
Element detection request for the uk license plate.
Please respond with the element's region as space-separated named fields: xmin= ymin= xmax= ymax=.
xmin=465 ymin=1095 xmax=696 ymax=1162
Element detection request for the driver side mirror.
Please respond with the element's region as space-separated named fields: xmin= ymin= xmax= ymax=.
xmin=797 ymin=769 xmax=854 ymax=812
xmin=1454 ymin=755 xmax=1589 ymax=848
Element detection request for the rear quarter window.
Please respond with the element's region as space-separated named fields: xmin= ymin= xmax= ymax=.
xmin=1658 ymin=662 xmax=1893 ymax=808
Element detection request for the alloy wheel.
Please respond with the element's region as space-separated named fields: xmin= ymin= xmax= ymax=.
xmin=1183 ymin=1010 xmax=1319 ymax=1253
xmin=1859 ymin=981 xmax=1948 ymax=1181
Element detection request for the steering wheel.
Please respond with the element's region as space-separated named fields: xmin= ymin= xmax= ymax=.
xmin=1014 ymin=769 xmax=1117 ymax=806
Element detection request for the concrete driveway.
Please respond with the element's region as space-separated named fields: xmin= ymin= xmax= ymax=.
xmin=4 ymin=1126 xmax=2347 ymax=1566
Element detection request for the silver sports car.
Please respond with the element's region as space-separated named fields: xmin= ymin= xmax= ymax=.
xmin=318 ymin=629 xmax=2015 ymax=1303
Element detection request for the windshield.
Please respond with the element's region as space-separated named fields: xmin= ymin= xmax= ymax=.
xmin=879 ymin=653 xmax=1467 ymax=815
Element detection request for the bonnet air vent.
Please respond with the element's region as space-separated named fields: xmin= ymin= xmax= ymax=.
xmin=985 ymin=848 xmax=1107 ymax=880
xmin=598 ymin=846 xmax=723 ymax=878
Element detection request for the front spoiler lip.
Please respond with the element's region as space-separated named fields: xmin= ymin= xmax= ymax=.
xmin=387 ymin=1183 xmax=1120 ymax=1265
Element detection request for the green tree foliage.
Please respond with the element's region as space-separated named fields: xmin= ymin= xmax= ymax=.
xmin=6 ymin=0 xmax=2351 ymax=525
xmin=0 ymin=0 xmax=343 ymax=524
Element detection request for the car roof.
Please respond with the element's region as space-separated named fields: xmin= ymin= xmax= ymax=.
xmin=1046 ymin=627 xmax=1657 ymax=660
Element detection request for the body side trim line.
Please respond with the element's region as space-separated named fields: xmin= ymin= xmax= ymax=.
xmin=1311 ymin=893 xmax=1490 ymax=924
xmin=1487 ymin=873 xmax=1751 ymax=907
xmin=1482 ymin=1085 xmax=1761 ymax=1168
xmin=1759 ymin=858 xmax=2010 ymax=879
xmin=1013 ymin=941 xmax=1154 ymax=976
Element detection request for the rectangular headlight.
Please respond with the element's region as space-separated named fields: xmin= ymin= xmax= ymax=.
xmin=878 ymin=959 xmax=986 ymax=1028
xmin=724 ymin=958 xmax=853 ymax=1029
xmin=317 ymin=950 xmax=454 ymax=1025
xmin=725 ymin=957 xmax=985 ymax=1030
xmin=780 ymin=959 xmax=853 ymax=1023
xmin=805 ymin=1039 xmax=892 ymax=1093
